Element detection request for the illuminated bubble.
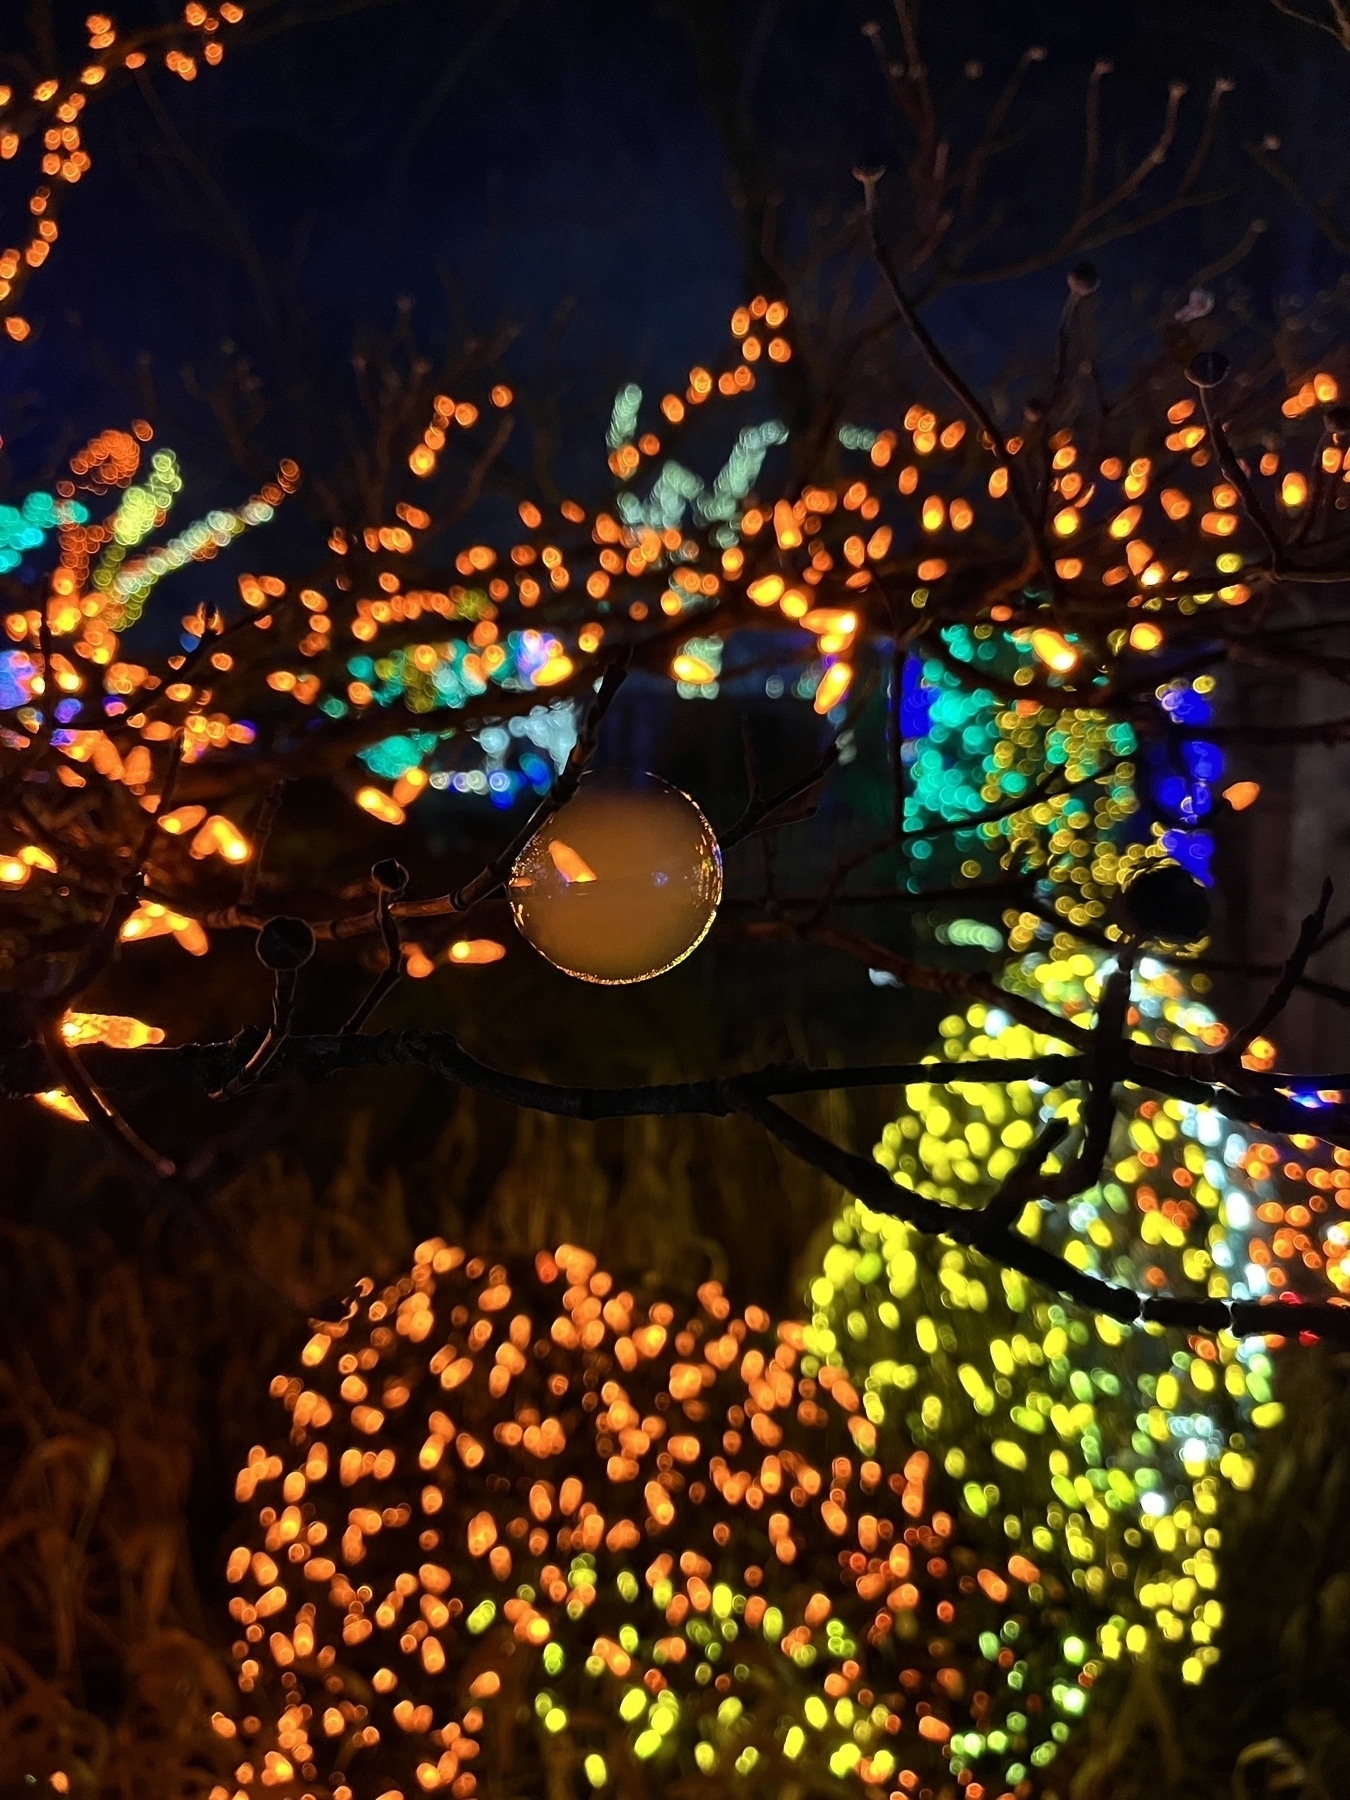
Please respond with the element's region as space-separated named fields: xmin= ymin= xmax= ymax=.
xmin=509 ymin=771 xmax=721 ymax=984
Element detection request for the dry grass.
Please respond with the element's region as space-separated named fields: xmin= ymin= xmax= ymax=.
xmin=0 ymin=1084 xmax=839 ymax=1794
xmin=2 ymin=1087 xmax=1348 ymax=1798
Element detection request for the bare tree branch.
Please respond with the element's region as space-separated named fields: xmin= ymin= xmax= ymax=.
xmin=1222 ymin=879 xmax=1334 ymax=1071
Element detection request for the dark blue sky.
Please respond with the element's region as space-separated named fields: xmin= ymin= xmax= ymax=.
xmin=2 ymin=0 xmax=1347 ymax=514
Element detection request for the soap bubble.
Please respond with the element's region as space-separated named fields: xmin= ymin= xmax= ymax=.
xmin=509 ymin=770 xmax=721 ymax=984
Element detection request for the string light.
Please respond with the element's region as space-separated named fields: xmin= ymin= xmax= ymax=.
xmin=7 ymin=298 xmax=1332 ymax=836
xmin=59 ymin=1008 xmax=164 ymax=1048
xmin=0 ymin=8 xmax=245 ymax=340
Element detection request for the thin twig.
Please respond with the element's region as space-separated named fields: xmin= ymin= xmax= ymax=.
xmin=957 ymin=45 xmax=1047 ymax=223
xmin=1045 ymin=948 xmax=1135 ymax=1200
xmin=213 ymin=966 xmax=302 ymax=1100
xmin=240 ymin=781 xmax=285 ymax=910
xmin=39 ymin=1029 xmax=176 ymax=1182
xmin=722 ymin=739 xmax=840 ymax=850
xmin=1080 ymin=60 xmax=1111 ymax=216
xmin=1224 ymin=878 xmax=1334 ymax=1068
xmin=343 ymin=866 xmax=407 ymax=1033
xmin=981 ymin=1116 xmax=1071 ymax=1232
xmin=855 ymin=166 xmax=1052 ymax=576
xmin=1268 ymin=0 xmax=1350 ymax=52
xmin=1246 ymin=137 xmax=1350 ymax=255
xmin=1196 ymin=381 xmax=1285 ymax=567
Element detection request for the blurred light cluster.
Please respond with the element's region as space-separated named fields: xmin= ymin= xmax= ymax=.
xmin=810 ymin=628 xmax=1345 ymax=1761
xmin=900 ymin=629 xmax=1226 ymax=921
xmin=0 ymin=6 xmax=245 ymax=344
xmin=0 ymin=490 xmax=88 ymax=572
xmin=353 ymin=671 xmax=580 ymax=814
xmin=808 ymin=1193 xmax=1250 ymax=1705
xmin=837 ymin=931 xmax=1347 ymax=1708
xmin=7 ymin=296 xmax=1322 ymax=866
xmin=219 ymin=1243 xmax=1105 ymax=1800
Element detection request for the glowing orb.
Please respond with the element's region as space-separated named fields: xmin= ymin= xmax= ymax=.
xmin=509 ymin=771 xmax=721 ymax=984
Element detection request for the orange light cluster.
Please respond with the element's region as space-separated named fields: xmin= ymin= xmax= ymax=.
xmin=219 ymin=1242 xmax=1071 ymax=1800
xmin=0 ymin=8 xmax=244 ymax=339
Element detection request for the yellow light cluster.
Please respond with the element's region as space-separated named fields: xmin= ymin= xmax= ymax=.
xmin=815 ymin=906 xmax=1347 ymax=1731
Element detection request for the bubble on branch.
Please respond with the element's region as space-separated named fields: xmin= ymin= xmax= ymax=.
xmin=257 ymin=917 xmax=316 ymax=971
xmin=509 ymin=772 xmax=722 ymax=985
xmin=1186 ymin=352 xmax=1230 ymax=390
